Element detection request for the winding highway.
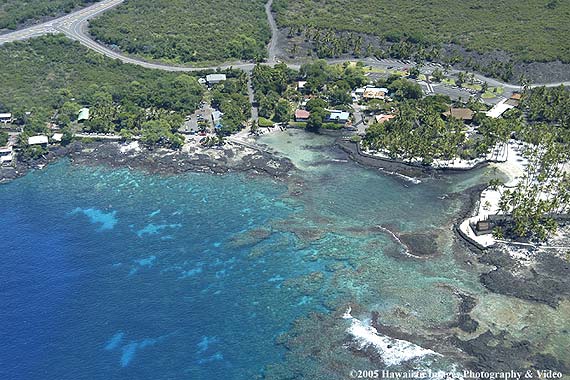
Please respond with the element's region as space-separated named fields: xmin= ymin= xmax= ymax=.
xmin=1 ymin=0 xmax=569 ymax=88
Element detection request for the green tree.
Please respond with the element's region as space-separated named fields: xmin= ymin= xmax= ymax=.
xmin=274 ymin=99 xmax=291 ymax=123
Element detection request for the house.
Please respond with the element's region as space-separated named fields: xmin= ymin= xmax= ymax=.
xmin=443 ymin=108 xmax=474 ymax=122
xmin=0 ymin=146 xmax=13 ymax=166
xmin=297 ymin=81 xmax=307 ymax=91
xmin=77 ymin=108 xmax=90 ymax=122
xmin=363 ymin=87 xmax=388 ymax=101
xmin=0 ymin=113 xmax=12 ymax=124
xmin=485 ymin=99 xmax=514 ymax=119
xmin=198 ymin=78 xmax=207 ymax=85
xmin=206 ymin=74 xmax=227 ymax=85
xmin=374 ymin=114 xmax=396 ymax=124
xmin=211 ymin=110 xmax=223 ymax=124
xmin=354 ymin=88 xmax=366 ymax=96
xmin=52 ymin=133 xmax=64 ymax=143
xmin=28 ymin=135 xmax=49 ymax=146
xmin=328 ymin=110 xmax=350 ymax=124
xmin=295 ymin=109 xmax=311 ymax=122
xmin=505 ymin=92 xmax=522 ymax=107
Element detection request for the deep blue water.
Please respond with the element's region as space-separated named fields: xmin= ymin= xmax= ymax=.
xmin=0 ymin=161 xmax=324 ymax=380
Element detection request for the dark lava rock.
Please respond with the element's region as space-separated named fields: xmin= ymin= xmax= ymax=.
xmin=530 ymin=354 xmax=570 ymax=373
xmin=479 ymin=249 xmax=570 ymax=307
xmin=399 ymin=232 xmax=441 ymax=257
xmin=452 ymin=331 xmax=533 ymax=372
xmin=450 ymin=293 xmax=479 ymax=333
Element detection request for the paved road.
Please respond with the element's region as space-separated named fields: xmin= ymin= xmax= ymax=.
xmin=1 ymin=0 xmax=569 ymax=90
xmin=265 ymin=0 xmax=279 ymax=65
xmin=0 ymin=0 xmax=124 ymax=44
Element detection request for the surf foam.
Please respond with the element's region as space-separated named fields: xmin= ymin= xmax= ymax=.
xmin=343 ymin=307 xmax=442 ymax=367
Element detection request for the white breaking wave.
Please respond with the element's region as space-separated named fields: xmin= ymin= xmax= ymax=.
xmin=377 ymin=168 xmax=422 ymax=184
xmin=343 ymin=307 xmax=442 ymax=367
xmin=376 ymin=225 xmax=423 ymax=259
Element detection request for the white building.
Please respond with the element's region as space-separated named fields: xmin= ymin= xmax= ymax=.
xmin=211 ymin=110 xmax=224 ymax=124
xmin=78 ymin=108 xmax=90 ymax=122
xmin=52 ymin=133 xmax=64 ymax=142
xmin=0 ymin=113 xmax=12 ymax=123
xmin=328 ymin=110 xmax=350 ymax=123
xmin=28 ymin=135 xmax=49 ymax=146
xmin=206 ymin=74 xmax=227 ymax=85
xmin=486 ymin=99 xmax=515 ymax=119
xmin=0 ymin=146 xmax=13 ymax=165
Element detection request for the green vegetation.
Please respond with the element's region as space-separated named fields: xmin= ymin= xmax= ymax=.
xmin=90 ymin=0 xmax=270 ymax=64
xmin=494 ymin=85 xmax=570 ymax=240
xmin=258 ymin=117 xmax=274 ymax=127
xmin=364 ymin=85 xmax=516 ymax=164
xmin=366 ymin=100 xmax=469 ymax=164
xmin=252 ymin=60 xmax=368 ymax=130
xmin=0 ymin=131 xmax=8 ymax=146
xmin=273 ymin=0 xmax=570 ymax=64
xmin=252 ymin=63 xmax=297 ymax=121
xmin=497 ymin=126 xmax=569 ymax=241
xmin=0 ymin=36 xmax=245 ymax=152
xmin=0 ymin=0 xmax=98 ymax=30
xmin=0 ymin=36 xmax=204 ymax=116
xmin=521 ymin=85 xmax=570 ymax=133
xmin=209 ymin=73 xmax=251 ymax=135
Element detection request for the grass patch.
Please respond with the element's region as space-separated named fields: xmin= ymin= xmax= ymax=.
xmin=258 ymin=117 xmax=274 ymax=127
xmin=90 ymin=0 xmax=270 ymax=64
xmin=288 ymin=121 xmax=307 ymax=128
xmin=463 ymin=83 xmax=483 ymax=91
xmin=364 ymin=66 xmax=387 ymax=74
xmin=322 ymin=122 xmax=344 ymax=130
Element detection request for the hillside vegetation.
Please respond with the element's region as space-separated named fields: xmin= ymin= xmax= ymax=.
xmin=0 ymin=0 xmax=98 ymax=30
xmin=89 ymin=0 xmax=270 ymax=64
xmin=273 ymin=0 xmax=570 ymax=63
xmin=0 ymin=35 xmax=203 ymax=114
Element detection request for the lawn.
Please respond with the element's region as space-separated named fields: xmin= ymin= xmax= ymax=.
xmin=89 ymin=0 xmax=270 ymax=64
xmin=272 ymin=0 xmax=570 ymax=63
xmin=0 ymin=0 xmax=99 ymax=31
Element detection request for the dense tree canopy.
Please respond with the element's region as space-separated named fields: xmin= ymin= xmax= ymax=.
xmin=521 ymin=86 xmax=570 ymax=133
xmin=89 ymin=0 xmax=270 ymax=64
xmin=498 ymin=125 xmax=570 ymax=241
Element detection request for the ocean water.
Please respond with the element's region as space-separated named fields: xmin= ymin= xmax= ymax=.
xmin=2 ymin=132 xmax=566 ymax=379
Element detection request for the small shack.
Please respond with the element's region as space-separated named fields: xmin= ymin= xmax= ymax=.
xmin=294 ymin=109 xmax=310 ymax=122
xmin=78 ymin=108 xmax=90 ymax=123
xmin=374 ymin=114 xmax=396 ymax=124
xmin=0 ymin=113 xmax=12 ymax=124
xmin=443 ymin=108 xmax=474 ymax=122
xmin=0 ymin=146 xmax=13 ymax=166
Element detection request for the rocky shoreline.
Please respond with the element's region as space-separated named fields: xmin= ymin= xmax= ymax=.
xmin=0 ymin=140 xmax=295 ymax=185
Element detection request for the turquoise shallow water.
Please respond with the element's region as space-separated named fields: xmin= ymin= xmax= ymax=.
xmin=1 ymin=132 xmax=540 ymax=379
